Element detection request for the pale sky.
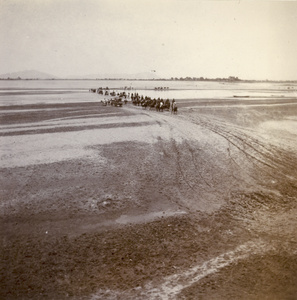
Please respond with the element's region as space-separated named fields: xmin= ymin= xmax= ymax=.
xmin=1 ymin=0 xmax=297 ymax=80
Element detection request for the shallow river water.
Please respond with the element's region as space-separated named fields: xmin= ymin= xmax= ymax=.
xmin=0 ymin=80 xmax=296 ymax=106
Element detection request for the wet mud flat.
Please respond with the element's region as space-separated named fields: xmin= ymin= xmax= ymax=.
xmin=1 ymin=93 xmax=297 ymax=299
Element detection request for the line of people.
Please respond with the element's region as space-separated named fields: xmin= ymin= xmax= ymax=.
xmin=131 ymin=93 xmax=177 ymax=114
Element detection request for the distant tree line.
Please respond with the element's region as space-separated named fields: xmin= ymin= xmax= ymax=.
xmin=1 ymin=76 xmax=296 ymax=83
xmin=170 ymin=76 xmax=240 ymax=82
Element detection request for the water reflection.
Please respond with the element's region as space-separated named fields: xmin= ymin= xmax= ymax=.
xmin=0 ymin=80 xmax=296 ymax=102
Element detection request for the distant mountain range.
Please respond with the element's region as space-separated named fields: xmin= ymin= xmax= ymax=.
xmin=0 ymin=70 xmax=161 ymax=80
xmin=0 ymin=70 xmax=59 ymax=79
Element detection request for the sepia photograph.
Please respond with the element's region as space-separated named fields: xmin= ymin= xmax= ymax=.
xmin=1 ymin=0 xmax=297 ymax=299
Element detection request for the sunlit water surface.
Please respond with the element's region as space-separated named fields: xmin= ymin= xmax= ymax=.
xmin=0 ymin=80 xmax=296 ymax=106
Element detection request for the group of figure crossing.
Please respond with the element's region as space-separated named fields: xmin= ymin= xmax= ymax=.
xmin=131 ymin=93 xmax=177 ymax=114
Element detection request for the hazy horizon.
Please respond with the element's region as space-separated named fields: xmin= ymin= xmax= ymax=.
xmin=1 ymin=0 xmax=297 ymax=81
xmin=1 ymin=69 xmax=297 ymax=82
